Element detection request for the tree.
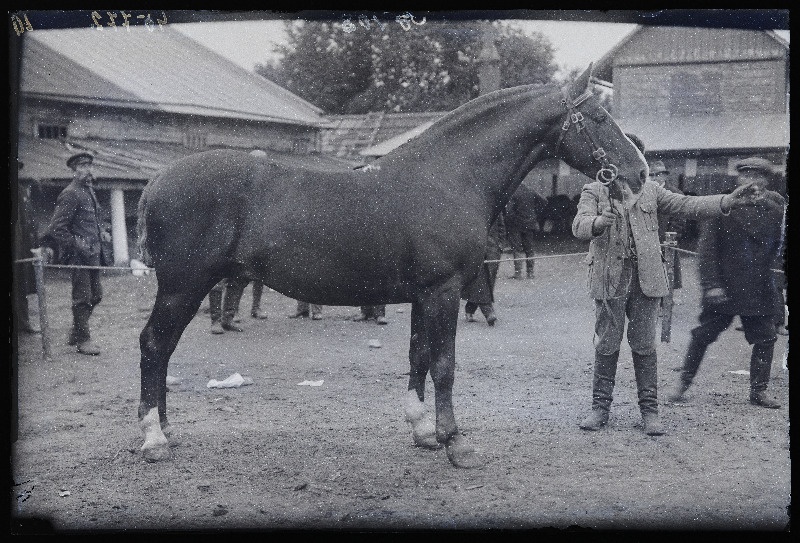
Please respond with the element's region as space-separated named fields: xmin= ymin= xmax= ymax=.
xmin=256 ymin=19 xmax=559 ymax=114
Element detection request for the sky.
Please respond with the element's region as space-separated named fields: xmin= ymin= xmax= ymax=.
xmin=173 ymin=19 xmax=641 ymax=78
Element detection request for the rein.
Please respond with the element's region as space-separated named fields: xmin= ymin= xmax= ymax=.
xmin=555 ymin=87 xmax=619 ymax=186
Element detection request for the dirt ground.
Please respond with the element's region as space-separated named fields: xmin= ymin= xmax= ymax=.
xmin=10 ymin=236 xmax=791 ymax=532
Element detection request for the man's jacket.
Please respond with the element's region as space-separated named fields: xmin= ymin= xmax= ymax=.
xmin=41 ymin=179 xmax=109 ymax=266
xmin=572 ymin=180 xmax=726 ymax=299
xmin=698 ymin=191 xmax=785 ymax=316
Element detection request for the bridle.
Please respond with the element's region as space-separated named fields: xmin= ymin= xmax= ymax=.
xmin=555 ymin=86 xmax=619 ymax=186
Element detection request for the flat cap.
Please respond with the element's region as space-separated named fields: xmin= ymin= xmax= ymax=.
xmin=67 ymin=152 xmax=94 ymax=169
xmin=649 ymin=160 xmax=669 ymax=175
xmin=735 ymin=156 xmax=774 ymax=175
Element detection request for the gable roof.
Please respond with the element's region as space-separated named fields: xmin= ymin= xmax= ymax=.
xmin=22 ymin=27 xmax=327 ymax=127
xmin=593 ymin=25 xmax=790 ymax=83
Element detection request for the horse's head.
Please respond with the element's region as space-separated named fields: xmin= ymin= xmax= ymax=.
xmin=553 ymin=63 xmax=647 ymax=201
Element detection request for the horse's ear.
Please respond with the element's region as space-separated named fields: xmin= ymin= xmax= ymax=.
xmin=572 ymin=63 xmax=593 ymax=95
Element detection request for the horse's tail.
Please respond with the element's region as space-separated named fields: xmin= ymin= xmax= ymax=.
xmin=136 ymin=183 xmax=153 ymax=266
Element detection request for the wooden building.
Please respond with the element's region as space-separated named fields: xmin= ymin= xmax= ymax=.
xmin=361 ymin=24 xmax=789 ymax=205
xmin=593 ymin=25 xmax=789 ymax=196
xmin=17 ymin=26 xmax=332 ymax=265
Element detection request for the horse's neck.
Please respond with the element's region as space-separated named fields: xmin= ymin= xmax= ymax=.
xmin=429 ymin=89 xmax=561 ymax=219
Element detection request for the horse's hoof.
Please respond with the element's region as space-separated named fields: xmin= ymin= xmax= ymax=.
xmin=445 ymin=434 xmax=486 ymax=469
xmin=141 ymin=443 xmax=172 ymax=462
xmin=413 ymin=432 xmax=442 ymax=450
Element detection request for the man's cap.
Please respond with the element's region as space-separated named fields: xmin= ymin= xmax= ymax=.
xmin=735 ymin=156 xmax=774 ymax=176
xmin=649 ymin=160 xmax=669 ymax=175
xmin=67 ymin=152 xmax=94 ymax=169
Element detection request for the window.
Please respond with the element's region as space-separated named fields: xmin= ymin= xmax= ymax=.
xmin=37 ymin=124 xmax=67 ymax=139
xmin=183 ymin=133 xmax=207 ymax=150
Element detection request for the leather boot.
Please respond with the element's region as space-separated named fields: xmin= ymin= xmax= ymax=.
xmin=250 ymin=282 xmax=268 ymax=319
xmin=480 ymin=304 xmax=497 ymax=326
xmin=221 ymin=287 xmax=244 ymax=332
xmin=73 ymin=305 xmax=100 ymax=355
xmin=749 ymin=342 xmax=780 ymax=408
xmin=668 ymin=337 xmax=709 ymax=402
xmin=510 ymin=254 xmax=524 ymax=279
xmin=633 ymin=351 xmax=665 ymax=435
xmin=209 ymin=289 xmax=224 ymax=334
xmin=580 ymin=351 xmax=618 ymax=430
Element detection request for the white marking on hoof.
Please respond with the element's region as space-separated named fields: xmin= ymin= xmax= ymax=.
xmin=403 ymin=390 xmax=440 ymax=449
xmin=140 ymin=407 xmax=170 ymax=462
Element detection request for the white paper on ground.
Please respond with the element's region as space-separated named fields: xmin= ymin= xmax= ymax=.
xmin=207 ymin=373 xmax=254 ymax=388
xmin=298 ymin=380 xmax=324 ymax=386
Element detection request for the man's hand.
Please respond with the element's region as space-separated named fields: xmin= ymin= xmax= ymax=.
xmin=592 ymin=209 xmax=617 ymax=234
xmin=101 ymin=230 xmax=112 ymax=242
xmin=704 ymin=287 xmax=728 ymax=305
xmin=721 ymin=182 xmax=763 ymax=211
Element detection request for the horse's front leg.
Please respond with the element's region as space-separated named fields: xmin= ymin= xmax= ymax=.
xmin=139 ymin=284 xmax=207 ymax=461
xmin=405 ymin=302 xmax=439 ymax=449
xmin=419 ymin=278 xmax=486 ymax=468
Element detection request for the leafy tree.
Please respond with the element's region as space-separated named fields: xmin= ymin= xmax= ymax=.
xmin=256 ymin=19 xmax=559 ymax=114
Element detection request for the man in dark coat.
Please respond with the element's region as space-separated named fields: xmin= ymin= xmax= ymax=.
xmin=461 ymin=215 xmax=505 ymax=326
xmin=14 ymin=162 xmax=39 ymax=334
xmin=669 ymin=157 xmax=785 ymax=408
xmin=39 ymin=152 xmax=111 ymax=355
xmin=504 ymin=184 xmax=545 ymax=279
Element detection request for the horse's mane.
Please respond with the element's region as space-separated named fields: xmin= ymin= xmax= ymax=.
xmin=388 ymin=83 xmax=558 ymax=157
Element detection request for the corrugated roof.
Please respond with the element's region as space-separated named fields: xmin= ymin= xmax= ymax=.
xmin=617 ymin=113 xmax=789 ymax=153
xmin=321 ymin=111 xmax=446 ymax=158
xmin=360 ymin=120 xmax=438 ymax=157
xmin=22 ymin=27 xmax=327 ymax=127
xmin=17 ymin=134 xmax=363 ymax=182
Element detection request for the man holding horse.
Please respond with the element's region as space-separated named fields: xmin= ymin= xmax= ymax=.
xmin=573 ymin=140 xmax=763 ymax=436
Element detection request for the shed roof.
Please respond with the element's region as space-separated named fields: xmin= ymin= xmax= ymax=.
xmin=617 ymin=113 xmax=789 ymax=153
xmin=321 ymin=111 xmax=446 ymax=158
xmin=17 ymin=134 xmax=362 ymax=183
xmin=22 ymin=27 xmax=327 ymax=127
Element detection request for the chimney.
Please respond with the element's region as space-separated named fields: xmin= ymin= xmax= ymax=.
xmin=477 ymin=22 xmax=501 ymax=95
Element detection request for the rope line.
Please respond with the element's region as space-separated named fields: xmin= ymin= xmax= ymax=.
xmin=13 ymin=243 xmax=783 ymax=274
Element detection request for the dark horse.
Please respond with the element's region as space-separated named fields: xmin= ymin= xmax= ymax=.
xmin=136 ymin=65 xmax=647 ymax=468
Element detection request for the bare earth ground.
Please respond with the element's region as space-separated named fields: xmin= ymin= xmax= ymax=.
xmin=10 ymin=237 xmax=790 ymax=532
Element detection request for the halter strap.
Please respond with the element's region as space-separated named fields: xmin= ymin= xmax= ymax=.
xmin=556 ymin=86 xmax=618 ymax=185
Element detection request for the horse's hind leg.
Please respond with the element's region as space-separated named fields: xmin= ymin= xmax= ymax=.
xmin=416 ymin=278 xmax=486 ymax=468
xmin=405 ymin=303 xmax=439 ymax=449
xmin=139 ymin=278 xmax=212 ymax=461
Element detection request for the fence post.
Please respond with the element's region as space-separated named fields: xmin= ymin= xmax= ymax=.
xmin=660 ymin=232 xmax=678 ymax=343
xmin=31 ymin=249 xmax=52 ymax=361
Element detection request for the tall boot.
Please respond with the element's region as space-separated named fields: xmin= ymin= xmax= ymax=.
xmin=749 ymin=342 xmax=780 ymax=408
xmin=209 ymin=290 xmax=224 ymax=334
xmin=579 ymin=351 xmax=619 ymax=430
xmin=510 ymin=253 xmax=524 ymax=279
xmin=250 ymin=282 xmax=268 ymax=319
xmin=221 ymin=284 xmax=245 ymax=332
xmin=633 ymin=351 xmax=664 ymax=435
xmin=74 ymin=305 xmax=100 ymax=355
xmin=668 ymin=336 xmax=709 ymax=402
